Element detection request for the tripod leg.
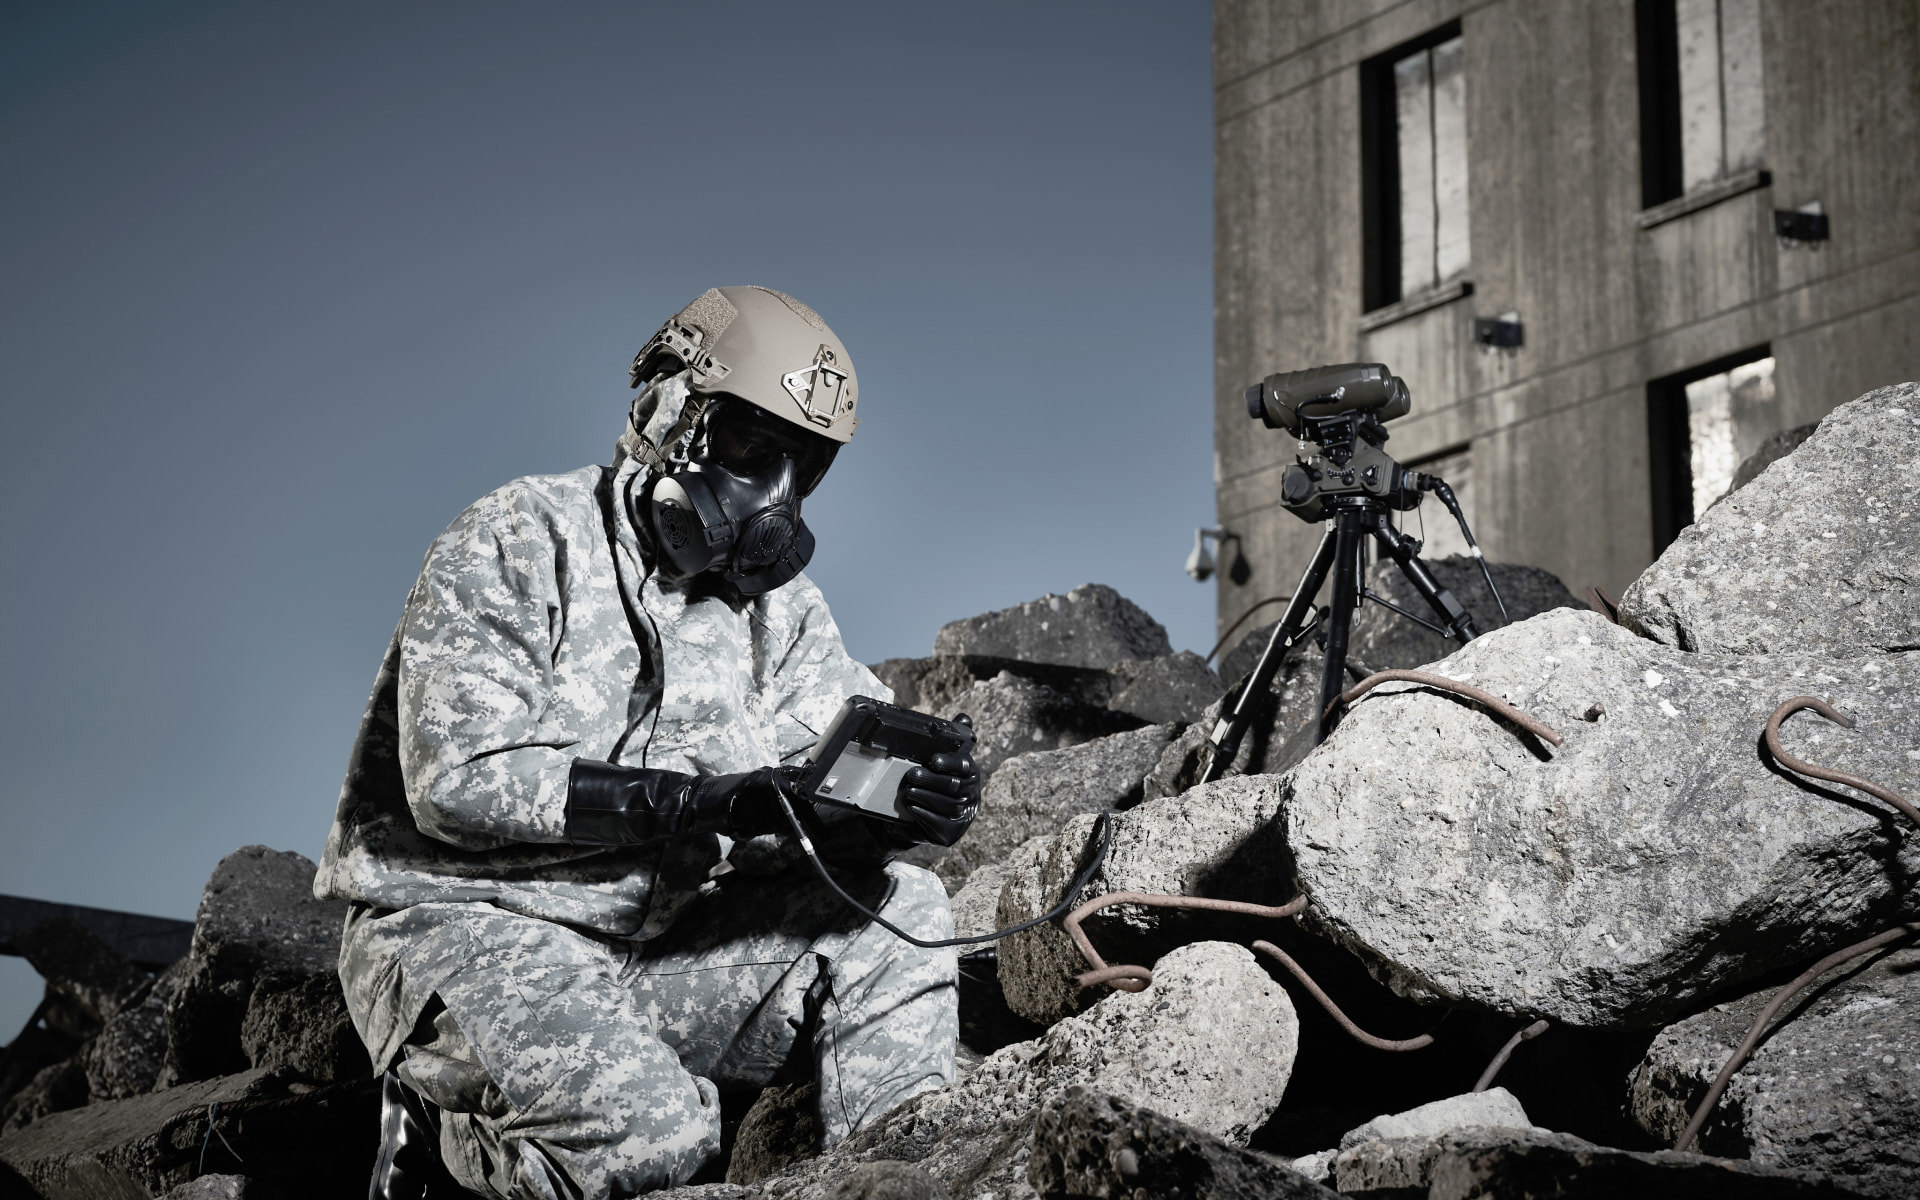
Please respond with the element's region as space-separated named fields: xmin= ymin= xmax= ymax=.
xmin=1372 ymin=520 xmax=1480 ymax=644
xmin=1200 ymin=524 xmax=1338 ymax=783
xmin=1315 ymin=508 xmax=1368 ymax=744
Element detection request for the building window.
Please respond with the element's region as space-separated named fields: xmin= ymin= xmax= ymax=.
xmin=1636 ymin=0 xmax=1764 ymax=208
xmin=1646 ymin=350 xmax=1776 ymax=553
xmin=1362 ymin=24 xmax=1469 ymax=311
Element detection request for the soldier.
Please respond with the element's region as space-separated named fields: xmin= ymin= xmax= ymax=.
xmin=314 ymin=286 xmax=980 ymax=1199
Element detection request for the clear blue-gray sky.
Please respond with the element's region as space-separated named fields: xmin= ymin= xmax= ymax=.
xmin=0 ymin=1 xmax=1214 ymax=1030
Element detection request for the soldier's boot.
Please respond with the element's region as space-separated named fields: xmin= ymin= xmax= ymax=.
xmin=370 ymin=1071 xmax=466 ymax=1200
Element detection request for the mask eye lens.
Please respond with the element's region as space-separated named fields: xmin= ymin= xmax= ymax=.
xmin=702 ymin=397 xmax=839 ymax=495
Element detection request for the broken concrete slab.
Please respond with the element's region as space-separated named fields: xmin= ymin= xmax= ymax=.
xmin=1630 ymin=944 xmax=1920 ymax=1198
xmin=995 ymin=775 xmax=1288 ymax=1026
xmin=1621 ymin=381 xmax=1920 ymax=657
xmin=1423 ymin=1125 xmax=1864 ymax=1198
xmin=1028 ymin=1087 xmax=1339 ymax=1200
xmin=163 ymin=848 xmax=350 ymax=1085
xmin=1284 ymin=607 xmax=1920 ymax=1027
xmin=932 ymin=723 xmax=1178 ymax=891
xmin=936 ymin=672 xmax=1143 ymax=783
xmin=934 ymin=584 xmax=1173 ymax=671
xmin=0 ymin=1066 xmax=377 ymax=1200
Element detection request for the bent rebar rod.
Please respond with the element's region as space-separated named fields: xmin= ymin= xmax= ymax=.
xmin=1323 ymin=669 xmax=1565 ymax=746
xmin=1677 ymin=696 xmax=1919 ymax=1152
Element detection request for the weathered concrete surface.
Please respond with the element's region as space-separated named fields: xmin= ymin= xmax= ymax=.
xmin=1028 ymin=1088 xmax=1340 ymax=1200
xmin=1160 ymin=558 xmax=1579 ymax=803
xmin=1338 ymin=1087 xmax=1534 ymax=1149
xmin=1630 ymin=945 xmax=1920 ymax=1198
xmin=932 ymin=723 xmax=1178 ymax=891
xmin=1622 ymin=383 xmax=1920 ymax=656
xmin=934 ymin=584 xmax=1172 ymax=671
xmin=1106 ymin=652 xmax=1223 ymax=725
xmin=936 ymin=673 xmax=1143 ymax=784
xmin=1422 ymin=1125 xmax=1864 ymax=1198
xmin=85 ymin=958 xmax=188 ymax=1102
xmin=727 ymin=1081 xmax=819 ymax=1186
xmin=238 ymin=971 xmax=360 ymax=1083
xmin=1284 ymin=607 xmax=1920 ymax=1027
xmin=0 ymin=1067 xmax=377 ymax=1200
xmin=996 ymin=776 xmax=1289 ymax=1025
xmin=758 ymin=942 xmax=1295 ymax=1200
xmin=871 ymin=655 xmax=1115 ymax=717
xmin=164 ymin=848 xmax=349 ymax=1085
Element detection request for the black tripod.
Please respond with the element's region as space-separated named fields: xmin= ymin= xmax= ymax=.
xmin=1199 ymin=489 xmax=1500 ymax=784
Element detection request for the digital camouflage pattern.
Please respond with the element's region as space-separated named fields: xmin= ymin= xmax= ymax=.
xmin=315 ymin=405 xmax=953 ymax=1196
xmin=352 ymin=862 xmax=954 ymax=1199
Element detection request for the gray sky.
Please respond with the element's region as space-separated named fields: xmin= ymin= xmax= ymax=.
xmin=0 ymin=0 xmax=1214 ymax=1030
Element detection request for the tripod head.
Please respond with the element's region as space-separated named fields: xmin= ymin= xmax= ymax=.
xmin=1245 ymin=363 xmax=1424 ymax=524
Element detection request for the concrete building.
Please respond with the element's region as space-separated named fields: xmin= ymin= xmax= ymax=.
xmin=1209 ymin=0 xmax=1919 ymax=650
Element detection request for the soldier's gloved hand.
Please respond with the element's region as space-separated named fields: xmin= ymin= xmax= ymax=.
xmin=895 ymin=746 xmax=981 ymax=848
xmin=564 ymin=760 xmax=802 ymax=845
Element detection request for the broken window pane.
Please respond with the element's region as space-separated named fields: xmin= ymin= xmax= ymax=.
xmin=1684 ymin=356 xmax=1775 ymax=517
xmin=1393 ymin=34 xmax=1469 ymax=296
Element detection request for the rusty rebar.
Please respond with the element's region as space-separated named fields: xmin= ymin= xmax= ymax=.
xmin=1677 ymin=923 xmax=1920 ymax=1152
xmin=1764 ymin=695 xmax=1920 ymax=826
xmin=1065 ymin=891 xmax=1435 ymax=1052
xmin=1473 ymin=1019 xmax=1549 ymax=1092
xmin=1322 ymin=669 xmax=1565 ymax=747
xmin=1585 ymin=585 xmax=1619 ymax=624
xmin=1249 ymin=939 xmax=1438 ymax=1052
xmin=1066 ymin=892 xmax=1309 ymax=993
xmin=1676 ymin=696 xmax=1920 ymax=1151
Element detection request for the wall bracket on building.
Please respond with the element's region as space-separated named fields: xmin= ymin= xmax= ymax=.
xmin=1774 ymin=206 xmax=1829 ymax=244
xmin=1473 ymin=312 xmax=1524 ymax=352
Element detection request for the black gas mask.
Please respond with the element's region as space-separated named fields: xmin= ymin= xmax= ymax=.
xmin=643 ymin=396 xmax=839 ymax=596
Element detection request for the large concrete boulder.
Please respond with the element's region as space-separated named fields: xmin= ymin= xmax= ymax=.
xmin=1158 ymin=558 xmax=1580 ymax=802
xmin=872 ymin=655 xmax=1116 ymax=716
xmin=164 ymin=848 xmax=350 ymax=1084
xmin=1621 ymin=382 xmax=1920 ymax=656
xmin=86 ymin=957 xmax=189 ymax=1102
xmin=1422 ymin=1125 xmax=1861 ymax=1198
xmin=0 ymin=1066 xmax=377 ymax=1200
xmin=1028 ymin=1088 xmax=1339 ymax=1200
xmin=933 ymin=584 xmax=1173 ymax=671
xmin=1283 ymin=607 xmax=1920 ymax=1027
xmin=757 ymin=941 xmax=1295 ymax=1200
xmin=995 ymin=776 xmax=1288 ymax=1025
xmin=1105 ymin=652 xmax=1224 ymax=725
xmin=937 ymin=672 xmax=1143 ymax=783
xmin=933 ymin=723 xmax=1179 ymax=891
xmin=1629 ymin=944 xmax=1920 ymax=1197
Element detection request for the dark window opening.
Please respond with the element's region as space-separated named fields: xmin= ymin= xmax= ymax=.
xmin=1361 ymin=21 xmax=1464 ymax=312
xmin=1635 ymin=0 xmax=1685 ymax=208
xmin=1646 ymin=345 xmax=1774 ymax=555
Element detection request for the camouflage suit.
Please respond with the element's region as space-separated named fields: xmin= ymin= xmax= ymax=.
xmin=315 ymin=400 xmax=956 ymax=1198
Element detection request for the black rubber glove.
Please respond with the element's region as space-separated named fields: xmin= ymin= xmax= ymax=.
xmin=564 ymin=759 xmax=797 ymax=845
xmin=895 ymin=722 xmax=981 ymax=848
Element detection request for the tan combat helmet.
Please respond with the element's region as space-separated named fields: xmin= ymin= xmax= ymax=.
xmin=630 ymin=286 xmax=859 ymax=443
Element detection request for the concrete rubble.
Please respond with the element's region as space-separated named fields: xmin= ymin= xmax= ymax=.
xmin=5 ymin=382 xmax=1918 ymax=1200
xmin=1629 ymin=945 xmax=1920 ymax=1198
xmin=1283 ymin=606 xmax=1920 ymax=1026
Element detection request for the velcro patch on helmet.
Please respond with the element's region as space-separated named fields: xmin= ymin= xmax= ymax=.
xmin=678 ymin=288 xmax=740 ymax=344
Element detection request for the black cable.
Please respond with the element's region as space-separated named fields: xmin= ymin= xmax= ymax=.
xmin=1419 ymin=474 xmax=1511 ymax=626
xmin=773 ymin=793 xmax=1114 ymax=949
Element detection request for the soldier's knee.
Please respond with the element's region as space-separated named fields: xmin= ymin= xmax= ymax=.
xmin=880 ymin=862 xmax=954 ymax=942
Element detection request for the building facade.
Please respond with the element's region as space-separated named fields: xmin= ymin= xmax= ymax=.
xmin=1211 ymin=0 xmax=1919 ymax=646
